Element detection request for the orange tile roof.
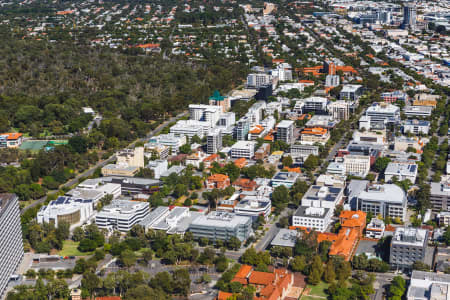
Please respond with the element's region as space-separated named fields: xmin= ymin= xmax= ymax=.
xmin=249 ymin=125 xmax=264 ymax=134
xmin=234 ymin=158 xmax=248 ymax=168
xmin=136 ymin=43 xmax=160 ymax=48
xmin=340 ymin=210 xmax=366 ymax=228
xmin=217 ymin=291 xmax=234 ymax=300
xmin=283 ymin=167 xmax=302 ymax=173
xmin=249 ymin=271 xmax=275 ymax=286
xmin=204 ymin=154 xmax=219 ymax=162
xmin=96 ymin=297 xmax=121 ymax=300
xmin=208 ymin=174 xmax=229 ymax=183
xmin=235 ymin=264 xmax=253 ymax=279
xmin=317 ymin=232 xmax=338 ymax=243
xmin=335 ymin=65 xmax=358 ymax=74
xmin=301 ymin=127 xmax=327 ymax=135
xmin=298 ymin=80 xmax=314 ymax=84
xmin=1 ymin=133 xmax=22 ymax=140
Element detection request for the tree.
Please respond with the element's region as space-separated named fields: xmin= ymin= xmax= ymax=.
xmin=227 ymin=236 xmax=241 ymax=251
xmin=69 ymin=135 xmax=88 ymax=153
xmin=271 ymin=185 xmax=291 ymax=211
xmin=78 ymin=239 xmax=97 ymax=252
xmin=179 ymin=144 xmax=191 ymax=154
xmin=120 ymin=249 xmax=137 ymax=269
xmin=282 ymin=155 xmax=293 ymax=168
xmin=73 ymin=227 xmax=84 ymax=242
xmin=373 ymin=157 xmax=391 ymax=173
xmin=81 ymin=271 xmax=100 ymax=299
xmin=290 ymin=255 xmax=306 ymax=272
xmin=173 ymin=268 xmax=191 ymax=296
xmin=308 ymin=268 xmax=321 ymax=285
xmin=388 ymin=276 xmax=406 ymax=300
xmin=141 ymin=248 xmax=153 ymax=264
xmin=304 ymin=155 xmax=319 ymax=170
xmin=323 ymin=260 xmax=336 ymax=283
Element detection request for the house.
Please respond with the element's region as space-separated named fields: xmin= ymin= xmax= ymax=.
xmin=233 ymin=178 xmax=257 ymax=191
xmin=206 ymin=174 xmax=231 ymax=189
xmin=0 ymin=133 xmax=23 ymax=148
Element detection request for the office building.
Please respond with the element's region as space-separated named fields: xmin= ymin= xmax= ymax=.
xmin=430 ymin=179 xmax=450 ymax=212
xmin=365 ymin=218 xmax=385 ymax=239
xmin=271 ymin=172 xmax=301 ymax=188
xmin=188 ymin=104 xmax=221 ymax=126
xmin=236 ymin=118 xmax=250 ymax=141
xmin=146 ymin=133 xmax=187 ymax=153
xmin=404 ymin=106 xmax=433 ymax=118
xmin=234 ymin=193 xmax=272 ymax=220
xmin=325 ymin=74 xmax=340 ymax=88
xmin=189 ymin=211 xmax=252 ymax=242
xmin=231 ymin=141 xmax=256 ymax=159
xmin=300 ymin=127 xmax=330 ymax=145
xmin=170 ymin=120 xmax=209 ymax=138
xmin=394 ymin=136 xmax=425 ymax=152
xmin=276 ymin=120 xmax=295 ymax=144
xmin=209 ymin=90 xmax=230 ymax=112
xmin=365 ymin=102 xmax=400 ymax=129
xmin=0 ymin=194 xmax=24 ymax=298
xmin=381 ymin=91 xmax=407 ymax=103
xmin=37 ymin=196 xmax=94 ymax=229
xmin=147 ymin=159 xmax=168 ymax=179
xmin=302 ymin=97 xmax=328 ymax=114
xmin=80 ymin=177 xmax=162 ymax=196
xmin=207 ymin=128 xmax=222 ymax=154
xmin=270 ymin=229 xmax=301 ymax=248
xmin=403 ymin=120 xmax=430 ymax=135
xmin=353 ymin=130 xmax=386 ymax=145
xmin=247 ymin=73 xmax=272 ymax=88
xmin=292 ymin=206 xmax=332 ymax=232
xmin=218 ymin=112 xmax=236 ymax=128
xmin=143 ymin=206 xmax=203 ymax=235
xmin=328 ymin=101 xmax=350 ymax=120
xmin=75 ymin=181 xmax=122 ymax=200
xmin=390 ymin=227 xmax=428 ymax=269
xmin=384 ymin=162 xmax=418 ymax=183
xmin=403 ymin=3 xmax=417 ymax=30
xmin=340 ymin=85 xmax=363 ymax=101
xmin=356 ymin=183 xmax=407 ymax=221
xmin=342 ymin=155 xmax=371 ymax=178
xmin=407 ymin=271 xmax=450 ymax=300
xmin=290 ymin=144 xmax=319 ymax=161
xmin=305 ymin=115 xmax=337 ymax=129
xmin=96 ymin=200 xmax=150 ymax=232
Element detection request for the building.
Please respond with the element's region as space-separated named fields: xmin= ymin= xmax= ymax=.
xmin=247 ymin=73 xmax=272 ymax=88
xmin=37 ymin=196 xmax=94 ymax=229
xmin=342 ymin=155 xmax=371 ymax=178
xmin=234 ymin=193 xmax=272 ymax=220
xmin=80 ymin=177 xmax=162 ymax=196
xmin=316 ymin=211 xmax=366 ymax=261
xmin=292 ymin=186 xmax=344 ymax=232
xmin=170 ymin=120 xmax=209 ymax=138
xmin=300 ymin=127 xmax=330 ymax=145
xmin=302 ymin=97 xmax=328 ymax=114
xmin=146 ymin=133 xmax=187 ymax=153
xmin=102 ymin=147 xmax=144 ymax=177
xmin=403 ymin=120 xmax=430 ymax=135
xmin=365 ymin=218 xmax=385 ymax=239
xmin=188 ymin=104 xmax=221 ymax=126
xmin=142 ymin=206 xmax=203 ymax=235
xmin=0 ymin=194 xmax=24 ymax=298
xmin=384 ymin=162 xmax=418 ymax=183
xmin=206 ymin=174 xmax=231 ymax=189
xmin=255 ymin=143 xmax=270 ymax=160
xmin=271 ymin=228 xmax=301 ymax=248
xmin=327 ymin=162 xmax=346 ymax=176
xmin=403 ymin=3 xmax=417 ymax=29
xmin=316 ymin=174 xmax=346 ymax=188
xmin=438 ymin=212 xmax=450 ymax=227
xmin=404 ymin=106 xmax=433 ymax=118
xmin=271 ymin=172 xmax=300 ymax=188
xmin=365 ymin=102 xmax=400 ymax=129
xmin=407 ymin=271 xmax=450 ymax=300
xmin=0 ymin=133 xmax=23 ymax=148
xmin=305 ymin=115 xmax=337 ymax=129
xmin=325 ymin=74 xmax=340 ymax=87
xmin=147 ymin=159 xmax=168 ymax=179
xmin=231 ymin=141 xmax=256 ymax=159
xmin=96 ymin=200 xmax=150 ymax=232
xmin=236 ymin=118 xmax=250 ymax=141
xmin=189 ymin=211 xmax=252 ymax=242
xmin=209 ymin=90 xmax=230 ymax=112
xmin=394 ymin=136 xmax=425 ymax=152
xmin=390 ymin=227 xmax=428 ymax=269
xmin=290 ymin=144 xmax=319 ymax=160
xmin=340 ymin=85 xmax=363 ymax=101
xmin=276 ymin=120 xmax=295 ymax=144
xmin=352 ymin=130 xmax=386 ymax=145
xmin=328 ymin=101 xmax=350 ymax=120
xmin=207 ymin=128 xmax=222 ymax=154
xmin=430 ymin=179 xmax=450 ymax=212
xmin=381 ymin=91 xmax=408 ymax=103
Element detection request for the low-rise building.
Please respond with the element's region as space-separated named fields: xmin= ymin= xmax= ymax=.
xmin=404 ymin=106 xmax=433 ymax=118
xmin=234 ymin=193 xmax=272 ymax=220
xmin=384 ymin=162 xmax=418 ymax=183
xmin=438 ymin=212 xmax=450 ymax=227
xmin=352 ymin=130 xmax=386 ymax=145
xmin=403 ymin=119 xmax=430 ymax=135
xmin=271 ymin=172 xmax=300 ymax=188
xmin=102 ymin=147 xmax=144 ymax=177
xmin=270 ymin=228 xmax=301 ymax=248
xmin=206 ymin=174 xmax=231 ymax=189
xmin=390 ymin=227 xmax=428 ymax=269
xmin=189 ymin=211 xmax=252 ymax=242
xmin=430 ymin=178 xmax=450 ymax=212
xmin=143 ymin=206 xmax=203 ymax=235
xmin=365 ymin=218 xmax=385 ymax=239
xmin=96 ymin=200 xmax=150 ymax=232
xmin=407 ymin=271 xmax=450 ymax=300
xmin=147 ymin=159 xmax=168 ymax=179
xmin=342 ymin=155 xmax=371 ymax=178
xmin=146 ymin=133 xmax=187 ymax=153
xmin=290 ymin=144 xmax=319 ymax=160
xmin=231 ymin=141 xmax=256 ymax=159
xmin=255 ymin=143 xmax=270 ymax=160
xmin=0 ymin=133 xmax=23 ymax=148
xmin=394 ymin=136 xmax=425 ymax=152
xmin=316 ymin=174 xmax=346 ymax=188
xmin=340 ymin=84 xmax=363 ymax=101
xmin=300 ymin=127 xmax=330 ymax=145
xmin=306 ymin=115 xmax=337 ymax=129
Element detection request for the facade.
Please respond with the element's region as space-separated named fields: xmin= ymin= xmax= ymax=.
xmin=276 ymin=120 xmax=295 ymax=144
xmin=96 ymin=200 xmax=150 ymax=232
xmin=365 ymin=218 xmax=385 ymax=239
xmin=147 ymin=159 xmax=168 ymax=179
xmin=404 ymin=106 xmax=433 ymax=118
xmin=0 ymin=133 xmax=23 ymax=148
xmin=340 ymin=85 xmax=363 ymax=101
xmin=403 ymin=119 xmax=430 ymax=135
xmin=255 ymin=143 xmax=271 ymax=160
xmin=271 ymin=172 xmax=301 ymax=188
xmin=290 ymin=144 xmax=319 ymax=159
xmin=328 ymin=101 xmax=350 ymax=120
xmin=365 ymin=102 xmax=400 ymax=128
xmin=207 ymin=128 xmax=222 ymax=154
xmin=300 ymin=127 xmax=330 ymax=145
xmin=0 ymin=194 xmax=24 ymax=298
xmin=209 ymin=90 xmax=230 ymax=112
xmin=189 ymin=211 xmax=252 ymax=242
xmin=305 ymin=115 xmax=337 ymax=129
xmin=37 ymin=196 xmax=94 ymax=228
xmin=234 ymin=194 xmax=272 ymax=220
xmin=247 ymin=73 xmax=272 ymax=88
xmin=188 ymin=104 xmax=221 ymax=126
xmin=170 ymin=120 xmax=209 ymax=138
xmin=102 ymin=147 xmax=144 ymax=177
xmin=384 ymin=162 xmax=418 ymax=183
xmin=390 ymin=227 xmax=428 ymax=269
xmin=407 ymin=271 xmax=450 ymax=300
xmin=231 ymin=141 xmax=256 ymax=159
xmin=438 ymin=212 xmax=450 ymax=227
xmin=353 ymin=130 xmax=386 ymax=145
xmin=356 ymin=183 xmax=407 ymax=221
xmin=302 ymin=97 xmax=328 ymax=114
xmin=342 ymin=155 xmax=371 ymax=178
xmin=394 ymin=136 xmax=425 ymax=152
xmin=143 ymin=206 xmax=203 ymax=235
xmin=325 ymin=74 xmax=340 ymax=87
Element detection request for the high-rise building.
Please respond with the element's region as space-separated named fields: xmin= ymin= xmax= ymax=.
xmin=0 ymin=194 xmax=24 ymax=298
xmin=276 ymin=120 xmax=295 ymax=144
xmin=403 ymin=3 xmax=416 ymax=30
xmin=325 ymin=75 xmax=340 ymax=88
xmin=247 ymin=73 xmax=272 ymax=88
xmin=236 ymin=118 xmax=250 ymax=141
xmin=390 ymin=227 xmax=428 ymax=269
xmin=207 ymin=128 xmax=222 ymax=154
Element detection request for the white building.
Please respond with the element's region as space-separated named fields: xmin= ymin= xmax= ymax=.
xmin=404 ymin=106 xmax=433 ymax=117
xmin=234 ymin=193 xmax=272 ymax=220
xmin=146 ymin=133 xmax=187 ymax=152
xmin=365 ymin=218 xmax=385 ymax=239
xmin=302 ymin=97 xmax=328 ymax=113
xmin=328 ymin=100 xmax=350 ymax=120
xmin=188 ymin=104 xmax=222 ymax=127
xmin=325 ymin=74 xmax=340 ymax=87
xmin=143 ymin=206 xmax=203 ymax=235
xmin=247 ymin=73 xmax=272 ymax=88
xmin=231 ymin=141 xmax=256 ymax=159
xmin=342 ymin=155 xmax=371 ymax=178
xmin=170 ymin=120 xmax=210 ymax=138
xmin=147 ymin=159 xmax=168 ymax=179
xmin=96 ymin=200 xmax=150 ymax=232
xmin=385 ymin=162 xmax=418 ymax=183
xmin=276 ymin=120 xmax=295 ymax=144
xmin=340 ymin=84 xmax=363 ymax=101
xmin=37 ymin=196 xmax=94 ymax=229
xmin=353 ymin=130 xmax=386 ymax=145
xmin=207 ymin=128 xmax=222 ymax=154
xmin=403 ymin=119 xmax=430 ymax=135
xmin=364 ymin=102 xmax=400 ymax=129
xmin=271 ymin=172 xmax=301 ymax=188
xmin=407 ymin=271 xmax=450 ymax=300
xmin=0 ymin=194 xmax=24 ymax=298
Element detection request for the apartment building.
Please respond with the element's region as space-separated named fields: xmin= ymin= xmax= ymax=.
xmin=96 ymin=200 xmax=150 ymax=232
xmin=290 ymin=144 xmax=319 ymax=161
xmin=300 ymin=127 xmax=330 ymax=145
xmin=236 ymin=118 xmax=250 ymax=141
xmin=430 ymin=179 xmax=450 ymax=212
xmin=207 ymin=128 xmax=222 ymax=154
xmin=302 ymin=97 xmax=328 ymax=114
xmin=394 ymin=136 xmax=424 ymax=152
xmin=247 ymin=73 xmax=272 ymax=88
xmin=0 ymin=194 xmax=24 ymax=298
xmin=390 ymin=227 xmax=428 ymax=269
xmin=231 ymin=141 xmax=256 ymax=159
xmin=276 ymin=120 xmax=295 ymax=144
xmin=327 ymin=100 xmax=350 ymax=120
xmin=170 ymin=120 xmax=209 ymax=138
xmin=340 ymin=84 xmax=363 ymax=101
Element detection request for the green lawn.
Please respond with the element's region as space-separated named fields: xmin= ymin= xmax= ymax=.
xmin=302 ymin=296 xmax=324 ymax=300
xmin=58 ymin=240 xmax=91 ymax=257
xmin=307 ymin=281 xmax=329 ymax=298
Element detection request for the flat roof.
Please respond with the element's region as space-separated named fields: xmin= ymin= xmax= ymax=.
xmin=277 ymin=120 xmax=295 ymax=128
xmin=357 ymin=184 xmax=405 ymax=204
xmin=189 ymin=211 xmax=251 ymax=228
xmin=271 ymin=228 xmax=301 ymax=247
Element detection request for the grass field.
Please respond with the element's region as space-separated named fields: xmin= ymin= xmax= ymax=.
xmin=307 ymin=281 xmax=329 ymax=298
xmin=58 ymin=240 xmax=91 ymax=257
xmin=302 ymin=296 xmax=324 ymax=300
